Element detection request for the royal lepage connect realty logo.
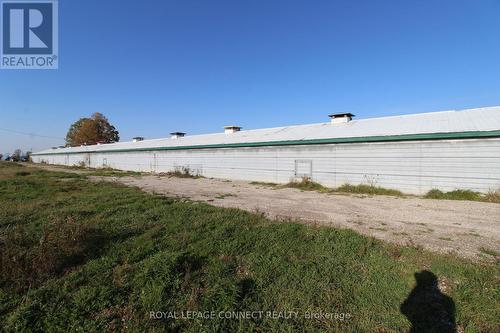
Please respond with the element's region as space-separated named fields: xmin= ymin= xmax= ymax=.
xmin=1 ymin=0 xmax=58 ymax=69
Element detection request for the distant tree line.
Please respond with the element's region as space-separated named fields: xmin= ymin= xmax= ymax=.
xmin=0 ymin=149 xmax=31 ymax=162
xmin=1 ymin=113 xmax=119 ymax=162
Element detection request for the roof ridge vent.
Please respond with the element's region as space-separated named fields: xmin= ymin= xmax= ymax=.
xmin=170 ymin=132 xmax=186 ymax=139
xmin=329 ymin=113 xmax=355 ymax=124
xmin=224 ymin=125 xmax=241 ymax=134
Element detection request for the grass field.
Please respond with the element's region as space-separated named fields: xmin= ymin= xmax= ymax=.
xmin=0 ymin=162 xmax=498 ymax=332
xmin=252 ymin=178 xmax=406 ymax=197
xmin=424 ymin=188 xmax=500 ymax=203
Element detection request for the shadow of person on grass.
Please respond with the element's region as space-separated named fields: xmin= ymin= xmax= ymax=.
xmin=400 ymin=270 xmax=457 ymax=333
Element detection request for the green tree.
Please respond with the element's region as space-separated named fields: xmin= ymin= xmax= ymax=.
xmin=66 ymin=113 xmax=119 ymax=146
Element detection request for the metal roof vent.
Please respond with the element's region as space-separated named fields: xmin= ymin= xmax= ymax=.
xmin=329 ymin=113 xmax=355 ymax=124
xmin=224 ymin=126 xmax=241 ymax=134
xmin=132 ymin=137 xmax=144 ymax=142
xmin=170 ymin=132 xmax=185 ymax=139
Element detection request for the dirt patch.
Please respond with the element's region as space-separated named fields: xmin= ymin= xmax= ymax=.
xmin=28 ymin=164 xmax=500 ymax=260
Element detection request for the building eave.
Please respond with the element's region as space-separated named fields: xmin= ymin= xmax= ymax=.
xmin=31 ymin=130 xmax=500 ymax=156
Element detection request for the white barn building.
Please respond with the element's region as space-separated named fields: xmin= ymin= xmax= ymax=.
xmin=32 ymin=106 xmax=500 ymax=195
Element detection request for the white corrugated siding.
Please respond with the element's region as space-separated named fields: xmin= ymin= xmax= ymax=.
xmin=31 ymin=138 xmax=500 ymax=195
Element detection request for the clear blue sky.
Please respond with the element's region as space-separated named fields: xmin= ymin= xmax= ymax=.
xmin=1 ymin=0 xmax=500 ymax=154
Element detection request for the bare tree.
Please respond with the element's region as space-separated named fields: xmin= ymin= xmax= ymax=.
xmin=11 ymin=149 xmax=22 ymax=162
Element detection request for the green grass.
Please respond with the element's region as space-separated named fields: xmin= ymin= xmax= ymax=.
xmin=0 ymin=161 xmax=24 ymax=169
xmin=25 ymin=162 xmax=144 ymax=178
xmin=86 ymin=167 xmax=143 ymax=177
xmin=252 ymin=179 xmax=404 ymax=197
xmin=252 ymin=179 xmax=498 ymax=203
xmin=0 ymin=162 xmax=499 ymax=332
xmin=282 ymin=177 xmax=333 ymax=192
xmin=335 ymin=184 xmax=404 ymax=197
xmin=424 ymin=189 xmax=500 ymax=203
xmin=250 ymin=178 xmax=333 ymax=192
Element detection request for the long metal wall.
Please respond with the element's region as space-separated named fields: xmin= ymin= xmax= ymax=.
xmin=31 ymin=138 xmax=500 ymax=195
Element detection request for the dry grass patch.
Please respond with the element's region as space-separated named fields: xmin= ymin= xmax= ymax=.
xmin=165 ymin=166 xmax=203 ymax=179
